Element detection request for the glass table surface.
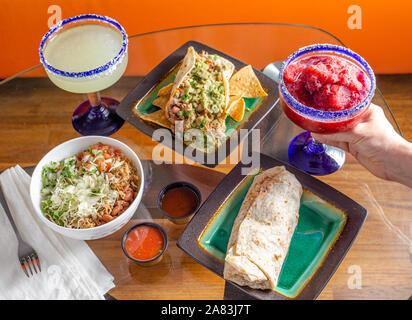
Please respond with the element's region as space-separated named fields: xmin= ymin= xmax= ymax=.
xmin=0 ymin=24 xmax=411 ymax=300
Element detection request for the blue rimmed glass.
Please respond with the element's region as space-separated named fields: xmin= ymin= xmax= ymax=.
xmin=278 ymin=44 xmax=376 ymax=175
xmin=39 ymin=14 xmax=128 ymax=136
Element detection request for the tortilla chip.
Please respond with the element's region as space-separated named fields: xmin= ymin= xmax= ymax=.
xmin=152 ymin=95 xmax=169 ymax=109
xmin=229 ymin=65 xmax=267 ymax=98
xmin=158 ymin=83 xmax=173 ymax=96
xmin=226 ymin=95 xmax=245 ymax=122
xmin=139 ymin=109 xmax=170 ymax=128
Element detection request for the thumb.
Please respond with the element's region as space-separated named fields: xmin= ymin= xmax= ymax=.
xmin=311 ymin=133 xmax=328 ymax=144
xmin=311 ymin=132 xmax=341 ymax=145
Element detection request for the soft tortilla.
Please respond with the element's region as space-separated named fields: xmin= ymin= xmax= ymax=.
xmin=229 ymin=65 xmax=267 ymax=98
xmin=220 ymin=56 xmax=235 ymax=81
xmin=164 ymin=47 xmax=197 ymax=125
xmin=224 ymin=166 xmax=302 ymax=290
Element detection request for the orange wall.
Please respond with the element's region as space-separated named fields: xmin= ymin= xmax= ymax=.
xmin=0 ymin=0 xmax=411 ymax=78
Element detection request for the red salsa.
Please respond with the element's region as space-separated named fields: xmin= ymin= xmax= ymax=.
xmin=161 ymin=187 xmax=199 ymax=218
xmin=124 ymin=225 xmax=165 ymax=261
xmin=283 ymin=54 xmax=371 ymax=111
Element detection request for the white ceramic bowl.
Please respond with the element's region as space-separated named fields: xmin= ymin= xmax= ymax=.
xmin=30 ymin=136 xmax=144 ymax=240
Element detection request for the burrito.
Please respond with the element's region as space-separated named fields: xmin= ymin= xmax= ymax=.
xmin=165 ymin=47 xmax=234 ymax=138
xmin=224 ymin=166 xmax=302 ymax=290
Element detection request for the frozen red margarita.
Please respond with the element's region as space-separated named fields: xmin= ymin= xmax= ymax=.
xmin=283 ymin=55 xmax=371 ymax=111
xmin=280 ymin=52 xmax=374 ymax=133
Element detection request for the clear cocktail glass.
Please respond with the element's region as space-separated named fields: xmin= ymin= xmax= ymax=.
xmin=39 ymin=14 xmax=128 ymax=136
xmin=278 ymin=44 xmax=376 ymax=175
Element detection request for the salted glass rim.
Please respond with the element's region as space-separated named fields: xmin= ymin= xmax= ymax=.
xmin=278 ymin=43 xmax=376 ymax=121
xmin=39 ymin=14 xmax=128 ymax=78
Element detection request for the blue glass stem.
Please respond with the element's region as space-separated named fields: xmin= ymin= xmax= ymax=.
xmin=88 ymin=92 xmax=101 ymax=107
xmin=72 ymin=92 xmax=124 ymax=136
xmin=307 ymin=137 xmax=325 ymax=153
xmin=288 ymin=131 xmax=345 ymax=175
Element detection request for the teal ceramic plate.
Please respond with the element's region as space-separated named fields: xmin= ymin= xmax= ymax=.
xmin=133 ymin=67 xmax=264 ymax=136
xmin=116 ymin=41 xmax=281 ymax=168
xmin=177 ymin=153 xmax=367 ymax=300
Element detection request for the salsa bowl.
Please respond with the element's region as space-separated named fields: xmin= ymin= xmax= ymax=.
xmin=121 ymin=222 xmax=168 ymax=266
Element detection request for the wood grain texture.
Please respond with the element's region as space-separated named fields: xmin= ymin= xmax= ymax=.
xmin=88 ymin=219 xmax=225 ymax=300
xmin=0 ymin=75 xmax=411 ymax=300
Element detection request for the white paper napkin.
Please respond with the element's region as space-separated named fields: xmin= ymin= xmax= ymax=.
xmin=0 ymin=166 xmax=115 ymax=300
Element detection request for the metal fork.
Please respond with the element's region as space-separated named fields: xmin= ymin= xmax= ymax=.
xmin=0 ymin=186 xmax=41 ymax=277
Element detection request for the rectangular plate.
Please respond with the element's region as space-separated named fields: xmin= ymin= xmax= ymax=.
xmin=177 ymin=153 xmax=367 ymax=300
xmin=116 ymin=40 xmax=280 ymax=168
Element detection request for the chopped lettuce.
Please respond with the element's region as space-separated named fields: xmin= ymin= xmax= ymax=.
xmin=40 ymin=155 xmax=118 ymax=228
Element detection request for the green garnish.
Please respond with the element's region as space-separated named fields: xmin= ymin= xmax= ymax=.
xmin=181 ymin=93 xmax=191 ymax=102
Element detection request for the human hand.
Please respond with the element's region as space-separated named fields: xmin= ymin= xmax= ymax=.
xmin=312 ymin=104 xmax=412 ymax=186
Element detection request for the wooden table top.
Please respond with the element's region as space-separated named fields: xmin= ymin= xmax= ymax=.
xmin=0 ymin=74 xmax=411 ymax=300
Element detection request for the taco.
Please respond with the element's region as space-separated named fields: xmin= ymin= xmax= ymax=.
xmin=164 ymin=47 xmax=234 ymax=141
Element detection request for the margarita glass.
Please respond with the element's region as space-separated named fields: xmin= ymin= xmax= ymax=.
xmin=278 ymin=44 xmax=376 ymax=175
xmin=39 ymin=14 xmax=128 ymax=136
